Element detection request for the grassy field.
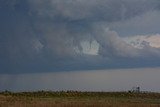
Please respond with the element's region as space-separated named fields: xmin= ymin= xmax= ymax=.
xmin=0 ymin=91 xmax=160 ymax=107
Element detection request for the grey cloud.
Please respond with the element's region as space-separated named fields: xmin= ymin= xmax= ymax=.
xmin=1 ymin=0 xmax=160 ymax=74
xmin=28 ymin=0 xmax=160 ymax=22
xmin=92 ymin=25 xmax=160 ymax=61
xmin=92 ymin=26 xmax=139 ymax=58
xmin=110 ymin=10 xmax=160 ymax=36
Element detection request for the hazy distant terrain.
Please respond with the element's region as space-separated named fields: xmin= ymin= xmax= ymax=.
xmin=1 ymin=91 xmax=160 ymax=107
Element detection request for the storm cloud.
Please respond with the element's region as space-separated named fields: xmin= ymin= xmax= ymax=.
xmin=1 ymin=0 xmax=160 ymax=73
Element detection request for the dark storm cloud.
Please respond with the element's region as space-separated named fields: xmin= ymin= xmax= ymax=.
xmin=28 ymin=0 xmax=160 ymax=22
xmin=1 ymin=0 xmax=160 ymax=74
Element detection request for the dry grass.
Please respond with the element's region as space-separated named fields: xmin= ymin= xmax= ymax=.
xmin=0 ymin=91 xmax=160 ymax=107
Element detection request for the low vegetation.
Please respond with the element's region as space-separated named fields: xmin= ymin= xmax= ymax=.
xmin=0 ymin=91 xmax=160 ymax=107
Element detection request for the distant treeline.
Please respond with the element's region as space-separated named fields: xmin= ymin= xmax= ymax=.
xmin=1 ymin=90 xmax=160 ymax=99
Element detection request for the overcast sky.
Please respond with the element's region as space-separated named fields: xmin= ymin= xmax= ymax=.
xmin=1 ymin=0 xmax=160 ymax=91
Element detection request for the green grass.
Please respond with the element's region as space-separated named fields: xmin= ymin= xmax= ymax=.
xmin=0 ymin=91 xmax=160 ymax=107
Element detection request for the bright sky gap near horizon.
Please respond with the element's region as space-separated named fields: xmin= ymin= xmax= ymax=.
xmin=1 ymin=0 xmax=160 ymax=91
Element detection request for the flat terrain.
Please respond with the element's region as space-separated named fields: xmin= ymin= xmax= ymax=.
xmin=0 ymin=91 xmax=160 ymax=107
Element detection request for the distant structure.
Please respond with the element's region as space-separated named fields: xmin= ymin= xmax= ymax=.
xmin=131 ymin=86 xmax=140 ymax=93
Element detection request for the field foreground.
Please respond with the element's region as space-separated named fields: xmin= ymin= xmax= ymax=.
xmin=0 ymin=91 xmax=160 ymax=107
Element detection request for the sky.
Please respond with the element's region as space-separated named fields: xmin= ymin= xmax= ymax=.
xmin=0 ymin=0 xmax=160 ymax=91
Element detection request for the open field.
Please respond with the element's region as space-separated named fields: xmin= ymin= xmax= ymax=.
xmin=0 ymin=91 xmax=160 ymax=107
